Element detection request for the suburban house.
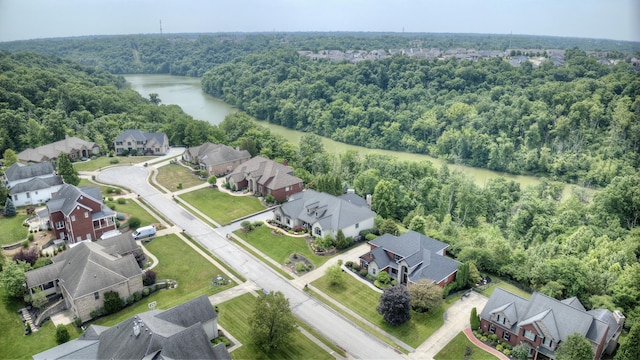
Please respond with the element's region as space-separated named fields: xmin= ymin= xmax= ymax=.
xmin=17 ymin=137 xmax=100 ymax=163
xmin=225 ymin=156 xmax=303 ymax=202
xmin=182 ymin=142 xmax=251 ymax=176
xmin=114 ymin=130 xmax=170 ymax=155
xmin=45 ymin=184 xmax=116 ymax=244
xmin=32 ymin=295 xmax=230 ymax=360
xmin=25 ymin=233 xmax=144 ymax=323
xmin=480 ymin=288 xmax=625 ymax=360
xmin=3 ymin=162 xmax=63 ymax=207
xmin=359 ymin=230 xmax=460 ymax=286
xmin=273 ymin=189 xmax=375 ymax=239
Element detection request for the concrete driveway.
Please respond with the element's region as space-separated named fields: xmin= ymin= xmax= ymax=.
xmin=98 ymin=166 xmax=403 ymax=359
xmin=410 ymin=291 xmax=488 ymax=359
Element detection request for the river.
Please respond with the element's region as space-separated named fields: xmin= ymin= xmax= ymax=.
xmin=125 ymin=74 xmax=574 ymax=193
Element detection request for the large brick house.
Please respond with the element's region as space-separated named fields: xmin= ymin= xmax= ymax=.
xmin=359 ymin=231 xmax=460 ymax=286
xmin=225 ymin=156 xmax=303 ymax=202
xmin=25 ymin=233 xmax=144 ymax=323
xmin=480 ymin=288 xmax=625 ymax=359
xmin=273 ymin=189 xmax=375 ymax=239
xmin=182 ymin=142 xmax=251 ymax=176
xmin=114 ymin=130 xmax=169 ymax=155
xmin=32 ymin=295 xmax=230 ymax=360
xmin=45 ymin=184 xmax=116 ymax=244
xmin=3 ymin=162 xmax=63 ymax=207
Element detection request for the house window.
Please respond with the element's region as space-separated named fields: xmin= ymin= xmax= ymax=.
xmin=71 ymin=215 xmax=76 ymax=222
xmin=84 ymin=211 xmax=89 ymax=218
xmin=503 ymin=332 xmax=511 ymax=341
xmin=275 ymin=214 xmax=282 ymax=222
xmin=26 ymin=192 xmax=30 ymax=198
xmin=489 ymin=325 xmax=496 ymax=334
xmin=155 ymin=148 xmax=160 ymax=152
xmin=394 ymin=254 xmax=401 ymax=261
xmin=35 ymin=191 xmax=38 ymax=195
xmin=314 ymin=228 xmax=322 ymax=236
xmin=285 ymin=186 xmax=290 ymax=191
xmin=542 ymin=337 xmax=553 ymax=348
xmin=116 ymin=141 xmax=123 ymax=145
xmin=523 ymin=329 xmax=537 ymax=341
xmin=43 ymin=281 xmax=55 ymax=290
xmin=391 ymin=268 xmax=397 ymax=274
xmin=87 ymin=234 xmax=91 ymax=241
xmin=372 ymin=268 xmax=376 ymax=275
xmin=355 ymin=223 xmax=359 ymax=229
xmin=55 ymin=221 xmax=64 ymax=230
xmin=94 ymin=292 xmax=99 ymax=300
xmin=14 ymin=195 xmax=18 ymax=201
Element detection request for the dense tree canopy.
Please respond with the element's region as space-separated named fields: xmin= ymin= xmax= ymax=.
xmin=249 ymin=291 xmax=296 ymax=353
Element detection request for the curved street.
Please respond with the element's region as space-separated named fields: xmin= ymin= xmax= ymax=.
xmin=98 ymin=165 xmax=402 ymax=359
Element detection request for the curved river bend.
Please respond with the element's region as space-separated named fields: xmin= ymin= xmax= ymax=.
xmin=125 ymin=74 xmax=578 ymax=193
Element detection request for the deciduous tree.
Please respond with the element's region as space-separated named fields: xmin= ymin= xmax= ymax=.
xmin=2 ymin=149 xmax=18 ymax=167
xmin=377 ymin=284 xmax=411 ymax=326
xmin=250 ymin=291 xmax=296 ymax=353
xmin=408 ymin=279 xmax=443 ymax=313
xmin=555 ymin=333 xmax=594 ymax=360
xmin=0 ymin=260 xmax=28 ymax=298
xmin=326 ymin=263 xmax=344 ymax=287
xmin=615 ymin=321 xmax=640 ymax=360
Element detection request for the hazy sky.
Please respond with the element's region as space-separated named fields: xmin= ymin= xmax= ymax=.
xmin=1 ymin=0 xmax=638 ymax=42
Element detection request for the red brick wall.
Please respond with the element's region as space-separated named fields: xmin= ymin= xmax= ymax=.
xmin=68 ymin=207 xmax=94 ymax=241
xmin=270 ymin=182 xmax=303 ymax=202
xmin=480 ymin=319 xmax=519 ymax=347
xmin=77 ymin=196 xmax=101 ymax=212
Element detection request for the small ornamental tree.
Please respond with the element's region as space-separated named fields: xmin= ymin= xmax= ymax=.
xmin=55 ymin=326 xmax=70 ymax=344
xmin=3 ymin=197 xmax=16 ymax=217
xmin=207 ymin=175 xmax=217 ymax=186
xmin=326 ymin=263 xmax=344 ymax=286
xmin=511 ymin=344 xmax=529 ymax=360
xmin=127 ymin=217 xmax=141 ymax=230
xmin=408 ymin=279 xmax=444 ymax=313
xmin=143 ymin=269 xmax=157 ymax=286
xmin=240 ymin=220 xmax=253 ymax=232
xmin=377 ymin=284 xmax=411 ymax=326
xmin=13 ymin=247 xmax=39 ymax=266
xmin=103 ymin=291 xmax=124 ymax=315
xmin=31 ymin=288 xmax=48 ymax=309
xmin=470 ymin=307 xmax=481 ymax=330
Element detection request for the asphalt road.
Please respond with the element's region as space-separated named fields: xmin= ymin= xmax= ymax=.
xmin=98 ymin=165 xmax=402 ymax=359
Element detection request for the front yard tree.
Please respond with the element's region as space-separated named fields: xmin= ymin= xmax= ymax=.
xmin=250 ymin=291 xmax=296 ymax=353
xmin=335 ymin=229 xmax=348 ymax=249
xmin=207 ymin=175 xmax=217 ymax=186
xmin=326 ymin=263 xmax=344 ymax=286
xmin=555 ymin=333 xmax=594 ymax=360
xmin=57 ymin=153 xmax=80 ymax=186
xmin=0 ymin=260 xmax=28 ymax=298
xmin=3 ymin=197 xmax=16 ymax=217
xmin=408 ymin=279 xmax=443 ymax=313
xmin=377 ymin=284 xmax=411 ymax=326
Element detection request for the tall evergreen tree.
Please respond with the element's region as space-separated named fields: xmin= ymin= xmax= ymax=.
xmin=57 ymin=153 xmax=80 ymax=186
xmin=3 ymin=197 xmax=16 ymax=217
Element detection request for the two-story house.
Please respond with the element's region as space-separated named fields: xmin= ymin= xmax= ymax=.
xmin=182 ymin=142 xmax=251 ymax=176
xmin=273 ymin=189 xmax=375 ymax=239
xmin=114 ymin=130 xmax=169 ymax=156
xmin=480 ymin=288 xmax=625 ymax=359
xmin=3 ymin=162 xmax=63 ymax=207
xmin=225 ymin=156 xmax=303 ymax=202
xmin=45 ymin=184 xmax=116 ymax=243
xmin=359 ymin=230 xmax=460 ymax=286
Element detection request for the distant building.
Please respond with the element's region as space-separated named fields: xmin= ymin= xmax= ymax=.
xmin=182 ymin=142 xmax=251 ymax=176
xmin=3 ymin=162 xmax=63 ymax=207
xmin=17 ymin=137 xmax=100 ymax=163
xmin=225 ymin=156 xmax=303 ymax=202
xmin=114 ymin=130 xmax=169 ymax=155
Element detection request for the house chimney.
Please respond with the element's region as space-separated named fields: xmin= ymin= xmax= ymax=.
xmin=613 ymin=310 xmax=626 ymax=327
xmin=283 ymin=159 xmax=289 ymax=166
xmin=366 ymin=194 xmax=372 ymax=207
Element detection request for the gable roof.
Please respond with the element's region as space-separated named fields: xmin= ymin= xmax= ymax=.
xmin=115 ymin=129 xmax=167 ymax=145
xmin=4 ymin=162 xmax=55 ymax=182
xmin=338 ymin=192 xmax=368 ymax=208
xmin=228 ymin=156 xmax=302 ymax=189
xmin=47 ymin=184 xmax=111 ymax=217
xmin=369 ymin=231 xmax=449 ymax=258
xmin=9 ymin=175 xmax=63 ymax=195
xmin=481 ymin=288 xmax=611 ymax=345
xmin=17 ymin=137 xmax=98 ymax=163
xmin=187 ymin=142 xmax=251 ymax=167
xmin=33 ymin=296 xmax=229 ymax=360
xmin=279 ymin=189 xmax=375 ymax=233
xmin=25 ymin=236 xmax=141 ymax=299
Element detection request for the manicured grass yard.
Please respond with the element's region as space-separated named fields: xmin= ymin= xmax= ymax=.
xmin=312 ymin=273 xmax=446 ymax=348
xmin=434 ymin=331 xmax=498 ymax=360
xmin=180 ymin=188 xmax=265 ymax=225
xmin=156 ymin=163 xmax=203 ymax=191
xmin=217 ymin=293 xmax=333 ymax=360
xmin=481 ymin=279 xmax=531 ymax=300
xmin=114 ymin=200 xmax=160 ymax=229
xmin=73 ymin=156 xmax=156 ymax=172
xmin=93 ymin=234 xmax=234 ymax=326
xmin=0 ymin=214 xmax=29 ymax=245
xmin=77 ymin=178 xmax=112 ymax=196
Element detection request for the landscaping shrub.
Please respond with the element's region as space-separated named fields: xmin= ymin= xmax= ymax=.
xmin=345 ymin=261 xmax=354 ymax=268
xmin=503 ymin=349 xmax=511 ymax=356
xmin=240 ymin=220 xmax=252 ymax=232
xmin=117 ymin=198 xmax=126 ymax=204
xmin=177 ymin=183 xmax=183 ymax=189
xmin=28 ymin=234 xmax=34 ymax=241
xmin=103 ymin=291 xmax=124 ymax=314
xmin=252 ymin=221 xmax=263 ymax=228
xmin=365 ymin=233 xmax=377 ymax=241
xmin=128 ymin=217 xmax=141 ymax=230
xmin=352 ymin=263 xmax=360 ymax=271
xmin=108 ymin=203 xmax=116 ymax=211
xmin=143 ymin=269 xmax=157 ymax=286
xmin=133 ymin=291 xmax=142 ymax=302
xmin=116 ymin=213 xmax=125 ymax=221
xmin=109 ymin=158 xmax=119 ymax=164
xmin=470 ymin=307 xmax=481 ymax=330
xmin=74 ymin=318 xmax=82 ymax=328
xmin=142 ymin=288 xmax=151 ymax=296
xmin=21 ymin=240 xmax=28 ymax=248
xmin=295 ymin=262 xmax=307 ymax=272
xmin=55 ymin=326 xmax=70 ymax=344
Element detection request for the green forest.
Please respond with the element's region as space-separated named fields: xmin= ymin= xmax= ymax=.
xmin=202 ymin=48 xmax=640 ymax=187
xmin=0 ymin=33 xmax=639 ymax=330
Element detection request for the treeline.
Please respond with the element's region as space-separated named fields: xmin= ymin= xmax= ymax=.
xmin=0 ymin=51 xmax=227 ymax=157
xmin=0 ymin=33 xmax=637 ymax=77
xmin=220 ymin=112 xmax=640 ymax=327
xmin=202 ymin=49 xmax=640 ymax=187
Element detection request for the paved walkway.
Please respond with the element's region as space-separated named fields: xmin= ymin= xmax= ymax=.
xmin=463 ymin=327 xmax=510 ymax=360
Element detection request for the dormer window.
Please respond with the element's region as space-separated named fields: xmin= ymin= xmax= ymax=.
xmin=523 ymin=329 xmax=537 ymax=341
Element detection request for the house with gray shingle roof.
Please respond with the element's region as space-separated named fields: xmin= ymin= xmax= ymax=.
xmin=114 ymin=129 xmax=169 ymax=155
xmin=273 ymin=189 xmax=375 ymax=239
xmin=182 ymin=142 xmax=251 ymax=176
xmin=17 ymin=137 xmax=100 ymax=163
xmin=226 ymin=156 xmax=303 ymax=202
xmin=25 ymin=233 xmax=143 ymax=323
xmin=45 ymin=184 xmax=116 ymax=244
xmin=480 ymin=288 xmax=625 ymax=360
xmin=3 ymin=162 xmax=63 ymax=206
xmin=359 ymin=230 xmax=460 ymax=286
xmin=32 ymin=295 xmax=230 ymax=360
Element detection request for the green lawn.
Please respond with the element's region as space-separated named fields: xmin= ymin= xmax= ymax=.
xmin=77 ymin=178 xmax=112 ymax=196
xmin=481 ymin=279 xmax=531 ymax=300
xmin=0 ymin=214 xmax=29 ymax=245
xmin=113 ymin=200 xmax=160 ymax=229
xmin=94 ymin=234 xmax=234 ymax=326
xmin=156 ymin=163 xmax=204 ymax=191
xmin=435 ymin=331 xmax=498 ymax=360
xmin=312 ymin=272 xmax=445 ymax=348
xmin=234 ymin=226 xmax=331 ymax=268
xmin=73 ymin=156 xmax=156 ymax=172
xmin=217 ymin=293 xmax=333 ymax=360
xmin=180 ymin=188 xmax=265 ymax=225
